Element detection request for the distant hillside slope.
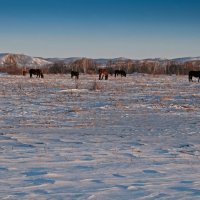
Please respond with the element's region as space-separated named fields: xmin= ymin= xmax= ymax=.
xmin=1 ymin=52 xmax=200 ymax=75
xmin=0 ymin=53 xmax=52 ymax=68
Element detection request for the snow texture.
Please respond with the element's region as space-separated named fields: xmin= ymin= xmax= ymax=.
xmin=1 ymin=73 xmax=200 ymax=199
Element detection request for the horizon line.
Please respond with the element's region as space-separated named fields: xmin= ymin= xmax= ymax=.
xmin=1 ymin=52 xmax=200 ymax=60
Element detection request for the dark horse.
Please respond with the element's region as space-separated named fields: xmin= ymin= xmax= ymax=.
xmin=99 ymin=68 xmax=109 ymax=80
xmin=189 ymin=71 xmax=200 ymax=82
xmin=29 ymin=69 xmax=44 ymax=78
xmin=71 ymin=71 xmax=79 ymax=79
xmin=114 ymin=70 xmax=126 ymax=77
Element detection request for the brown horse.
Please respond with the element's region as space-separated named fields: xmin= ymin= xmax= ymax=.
xmin=99 ymin=68 xmax=109 ymax=80
xmin=29 ymin=69 xmax=44 ymax=78
xmin=22 ymin=69 xmax=27 ymax=76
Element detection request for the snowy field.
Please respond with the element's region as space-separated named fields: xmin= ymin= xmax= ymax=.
xmin=1 ymin=73 xmax=200 ymax=199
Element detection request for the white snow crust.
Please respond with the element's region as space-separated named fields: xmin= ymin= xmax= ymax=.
xmin=1 ymin=73 xmax=200 ymax=199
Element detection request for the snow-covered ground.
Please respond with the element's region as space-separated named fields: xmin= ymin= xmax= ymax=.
xmin=1 ymin=73 xmax=200 ymax=199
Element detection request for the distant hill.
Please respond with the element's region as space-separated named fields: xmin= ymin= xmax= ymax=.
xmin=0 ymin=53 xmax=52 ymax=68
xmin=1 ymin=52 xmax=200 ymax=69
xmin=46 ymin=57 xmax=82 ymax=64
xmin=171 ymin=57 xmax=200 ymax=63
xmin=46 ymin=57 xmax=136 ymax=66
xmin=46 ymin=56 xmax=200 ymax=65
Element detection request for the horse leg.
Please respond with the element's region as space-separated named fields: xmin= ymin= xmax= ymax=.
xmin=99 ymin=73 xmax=102 ymax=80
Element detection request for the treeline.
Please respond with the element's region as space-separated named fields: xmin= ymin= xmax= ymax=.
xmin=48 ymin=58 xmax=98 ymax=74
xmin=1 ymin=57 xmax=200 ymax=75
xmin=48 ymin=58 xmax=200 ymax=75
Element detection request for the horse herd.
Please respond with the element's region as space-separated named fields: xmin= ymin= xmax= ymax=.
xmin=26 ymin=68 xmax=126 ymax=80
xmin=26 ymin=68 xmax=200 ymax=82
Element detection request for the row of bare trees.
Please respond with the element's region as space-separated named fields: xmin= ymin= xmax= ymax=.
xmin=48 ymin=58 xmax=98 ymax=74
xmin=1 ymin=57 xmax=200 ymax=75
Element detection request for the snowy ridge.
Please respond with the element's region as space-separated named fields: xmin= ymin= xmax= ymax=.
xmin=46 ymin=56 xmax=200 ymax=65
xmin=1 ymin=52 xmax=200 ymax=68
xmin=46 ymin=57 xmax=82 ymax=64
xmin=171 ymin=57 xmax=200 ymax=63
xmin=0 ymin=53 xmax=52 ymax=68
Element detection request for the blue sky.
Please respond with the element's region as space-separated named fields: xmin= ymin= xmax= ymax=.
xmin=0 ymin=0 xmax=200 ymax=59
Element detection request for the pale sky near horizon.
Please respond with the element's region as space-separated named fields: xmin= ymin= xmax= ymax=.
xmin=0 ymin=0 xmax=200 ymax=59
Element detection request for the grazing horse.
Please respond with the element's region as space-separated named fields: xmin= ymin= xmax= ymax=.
xmin=114 ymin=70 xmax=126 ymax=77
xmin=99 ymin=68 xmax=109 ymax=80
xmin=29 ymin=69 xmax=44 ymax=78
xmin=71 ymin=71 xmax=79 ymax=79
xmin=189 ymin=71 xmax=200 ymax=82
